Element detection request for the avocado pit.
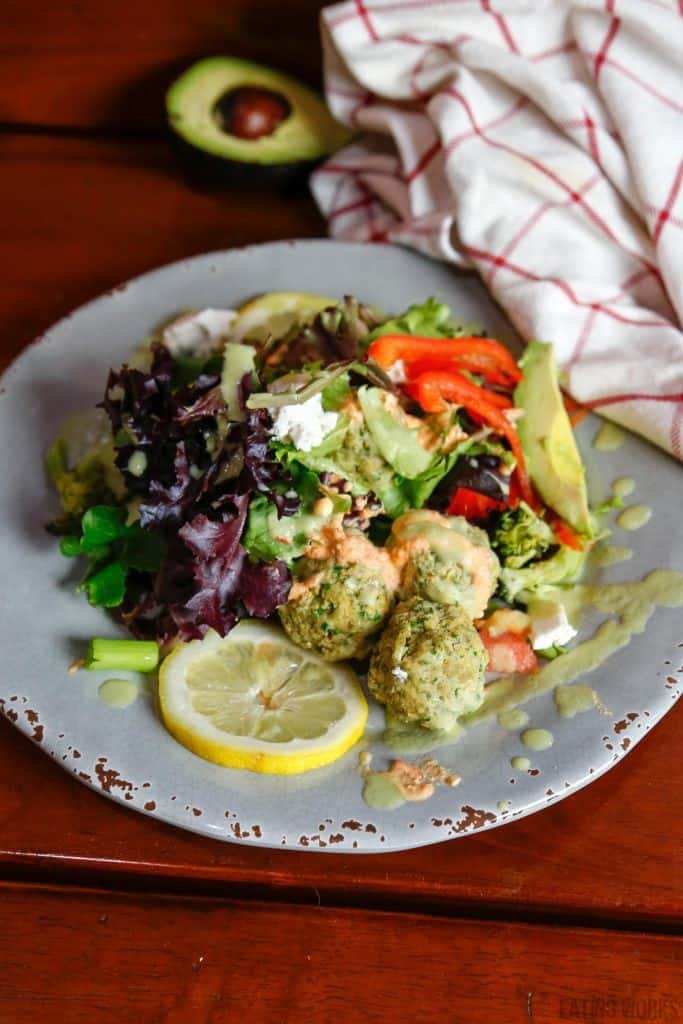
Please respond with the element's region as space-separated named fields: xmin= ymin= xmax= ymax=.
xmin=213 ymin=86 xmax=291 ymax=140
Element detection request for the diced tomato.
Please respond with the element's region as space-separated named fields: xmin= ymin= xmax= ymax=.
xmin=447 ymin=487 xmax=506 ymax=520
xmin=478 ymin=630 xmax=538 ymax=674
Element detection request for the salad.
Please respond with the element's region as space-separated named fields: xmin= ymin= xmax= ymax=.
xmin=47 ymin=292 xmax=595 ymax=775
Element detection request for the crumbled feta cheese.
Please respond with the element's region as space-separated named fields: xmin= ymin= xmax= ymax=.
xmin=163 ymin=308 xmax=238 ymax=358
xmin=392 ymin=666 xmax=408 ymax=682
xmin=386 ymin=359 xmax=407 ymax=385
xmin=529 ymin=600 xmax=577 ymax=650
xmin=271 ymin=394 xmax=339 ymax=453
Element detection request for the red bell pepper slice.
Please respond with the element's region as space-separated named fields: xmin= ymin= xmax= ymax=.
xmin=404 ymin=370 xmax=535 ymax=506
xmin=367 ymin=334 xmax=521 ymax=388
xmin=447 ymin=487 xmax=506 ymax=520
xmin=550 ymin=516 xmax=584 ymax=551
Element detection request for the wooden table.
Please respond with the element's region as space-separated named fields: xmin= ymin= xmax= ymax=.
xmin=1 ymin=4 xmax=681 ymax=1021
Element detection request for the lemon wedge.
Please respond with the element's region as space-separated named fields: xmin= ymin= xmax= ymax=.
xmin=231 ymin=291 xmax=335 ymax=345
xmin=158 ymin=621 xmax=367 ymax=774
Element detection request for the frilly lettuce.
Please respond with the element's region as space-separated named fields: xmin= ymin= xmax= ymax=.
xmin=366 ymin=296 xmax=480 ymax=345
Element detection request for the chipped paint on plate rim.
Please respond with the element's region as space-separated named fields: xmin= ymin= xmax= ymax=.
xmin=0 ymin=240 xmax=681 ymax=852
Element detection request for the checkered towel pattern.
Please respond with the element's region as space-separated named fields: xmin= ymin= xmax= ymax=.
xmin=311 ymin=0 xmax=683 ymax=458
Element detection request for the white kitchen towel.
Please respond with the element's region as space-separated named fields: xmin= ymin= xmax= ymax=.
xmin=311 ymin=0 xmax=683 ymax=459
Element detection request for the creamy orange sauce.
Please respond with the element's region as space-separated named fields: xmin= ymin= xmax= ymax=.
xmin=389 ymin=510 xmax=497 ymax=618
xmin=463 ymin=545 xmax=499 ymax=619
xmin=385 ymin=759 xmax=436 ymax=801
xmin=304 ymin=520 xmax=401 ymax=592
xmin=388 ymin=536 xmax=430 ymax=578
xmin=361 ymin=755 xmax=461 ymax=809
xmin=289 ymin=572 xmax=324 ymax=601
xmin=419 ymin=411 xmax=468 ymax=453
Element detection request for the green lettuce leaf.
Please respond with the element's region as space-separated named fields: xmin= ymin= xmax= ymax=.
xmin=244 ymin=493 xmax=352 ymax=565
xmin=61 ymin=505 xmax=165 ymax=609
xmin=366 ymin=297 xmax=481 ymax=345
xmin=499 ymin=546 xmax=585 ymax=603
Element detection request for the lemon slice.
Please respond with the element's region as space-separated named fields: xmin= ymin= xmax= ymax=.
xmin=158 ymin=621 xmax=367 ymax=774
xmin=231 ymin=291 xmax=335 ymax=344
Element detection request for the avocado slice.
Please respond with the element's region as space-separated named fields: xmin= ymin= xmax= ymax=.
xmin=166 ymin=57 xmax=352 ymax=184
xmin=514 ymin=341 xmax=592 ymax=535
xmin=357 ymin=386 xmax=435 ymax=479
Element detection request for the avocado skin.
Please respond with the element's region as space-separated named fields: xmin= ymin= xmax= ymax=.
xmin=169 ymin=132 xmax=317 ymax=190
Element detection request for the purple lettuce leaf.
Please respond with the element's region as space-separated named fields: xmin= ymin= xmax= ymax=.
xmin=100 ymin=350 xmax=296 ymax=641
xmin=240 ymin=560 xmax=291 ymax=617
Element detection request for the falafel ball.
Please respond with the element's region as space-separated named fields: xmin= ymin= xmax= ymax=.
xmin=367 ymin=595 xmax=487 ymax=730
xmin=391 ymin=510 xmax=500 ymax=619
xmin=401 ymin=548 xmax=473 ymax=608
xmin=279 ymin=561 xmax=394 ymax=661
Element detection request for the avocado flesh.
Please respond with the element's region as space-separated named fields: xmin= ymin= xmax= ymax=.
xmin=166 ymin=57 xmax=351 ymax=166
xmin=357 ymin=386 xmax=434 ymax=479
xmin=514 ymin=341 xmax=592 ymax=535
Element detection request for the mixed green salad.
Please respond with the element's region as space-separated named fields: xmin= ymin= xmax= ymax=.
xmin=47 ymin=292 xmax=596 ymax=766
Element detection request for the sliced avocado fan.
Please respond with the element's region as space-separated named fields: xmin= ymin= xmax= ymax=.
xmin=166 ymin=57 xmax=352 ymax=167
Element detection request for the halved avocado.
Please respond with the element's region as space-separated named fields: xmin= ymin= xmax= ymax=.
xmin=166 ymin=57 xmax=352 ymax=185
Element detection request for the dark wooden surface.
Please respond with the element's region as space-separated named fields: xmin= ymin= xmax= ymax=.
xmin=1 ymin=883 xmax=681 ymax=1024
xmin=0 ymin=0 xmax=327 ymax=130
xmin=0 ymin=135 xmax=325 ymax=375
xmin=2 ymin=3 xmax=682 ymax=1020
xmin=2 ymin=704 xmax=683 ymax=928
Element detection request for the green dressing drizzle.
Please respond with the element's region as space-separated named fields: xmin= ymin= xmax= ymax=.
xmin=617 ymin=505 xmax=652 ymax=531
xmin=497 ymin=708 xmax=529 ymax=730
xmin=98 ymin=678 xmax=138 ymax=708
xmin=521 ymin=728 xmax=553 ymax=751
xmin=465 ymin=571 xmax=683 ymax=725
xmin=593 ymin=421 xmax=626 ymax=451
xmin=383 ymin=715 xmax=463 ymax=755
xmin=613 ymin=477 xmax=635 ymax=498
xmin=590 ymin=543 xmax=633 ymax=568
xmin=554 ymin=684 xmax=598 ymax=719
xmin=362 ymin=773 xmax=406 ymax=810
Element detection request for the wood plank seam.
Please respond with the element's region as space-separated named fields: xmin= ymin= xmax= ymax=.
xmin=0 ymin=870 xmax=681 ymax=938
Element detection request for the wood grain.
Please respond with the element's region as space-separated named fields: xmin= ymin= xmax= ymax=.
xmin=1 ymin=0 xmax=327 ymax=130
xmin=0 ymin=135 xmax=325 ymax=372
xmin=0 ymin=883 xmax=680 ymax=1024
xmin=2 ymin=700 xmax=682 ymax=927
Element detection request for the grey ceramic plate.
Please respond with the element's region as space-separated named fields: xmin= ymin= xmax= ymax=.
xmin=1 ymin=240 xmax=681 ymax=852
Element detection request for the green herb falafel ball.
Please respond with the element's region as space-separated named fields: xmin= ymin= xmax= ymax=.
xmin=367 ymin=596 xmax=487 ymax=730
xmin=391 ymin=510 xmax=500 ymax=619
xmin=279 ymin=561 xmax=394 ymax=661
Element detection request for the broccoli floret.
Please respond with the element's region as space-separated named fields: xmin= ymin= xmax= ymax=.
xmin=499 ymin=545 xmax=585 ymax=603
xmin=490 ymin=502 xmax=554 ymax=570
